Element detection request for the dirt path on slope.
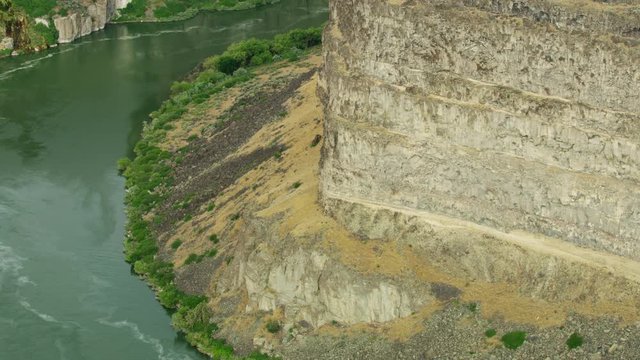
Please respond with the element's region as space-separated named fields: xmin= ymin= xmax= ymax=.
xmin=325 ymin=191 xmax=640 ymax=284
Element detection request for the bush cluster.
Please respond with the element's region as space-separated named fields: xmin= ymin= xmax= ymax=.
xmin=117 ymin=0 xmax=147 ymax=21
xmin=32 ymin=21 xmax=58 ymax=45
xmin=203 ymin=27 xmax=323 ymax=75
xmin=501 ymin=331 xmax=527 ymax=350
xmin=12 ymin=0 xmax=55 ymax=17
xmin=566 ymin=332 xmax=584 ymax=349
xmin=265 ymin=320 xmax=281 ymax=334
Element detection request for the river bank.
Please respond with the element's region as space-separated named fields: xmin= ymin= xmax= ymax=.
xmin=0 ymin=0 xmax=280 ymax=57
xmin=0 ymin=3 xmax=329 ymax=358
xmin=119 ymin=27 xmax=323 ymax=358
xmin=114 ymin=0 xmax=281 ymax=24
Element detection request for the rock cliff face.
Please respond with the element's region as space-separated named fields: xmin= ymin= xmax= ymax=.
xmin=320 ymin=0 xmax=640 ymax=260
xmin=53 ymin=0 xmax=128 ymax=43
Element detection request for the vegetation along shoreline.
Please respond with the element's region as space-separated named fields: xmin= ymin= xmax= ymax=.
xmin=118 ymin=26 xmax=323 ymax=359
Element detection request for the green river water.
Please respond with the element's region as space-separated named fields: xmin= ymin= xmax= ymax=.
xmin=0 ymin=1 xmax=328 ymax=358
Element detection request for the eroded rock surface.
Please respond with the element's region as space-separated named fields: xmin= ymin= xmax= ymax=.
xmin=319 ymin=0 xmax=640 ymax=260
xmin=53 ymin=0 xmax=128 ymax=43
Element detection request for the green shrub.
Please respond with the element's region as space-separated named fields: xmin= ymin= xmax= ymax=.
xmin=484 ymin=328 xmax=496 ymax=338
xmin=154 ymin=0 xmax=188 ymax=19
xmin=197 ymin=69 xmax=226 ymax=83
xmin=233 ymin=67 xmax=249 ymax=77
xmin=117 ymin=157 xmax=131 ymax=174
xmin=204 ymin=338 xmax=234 ymax=359
xmin=204 ymin=27 xmax=323 ymax=75
xmin=117 ymin=0 xmax=147 ymax=20
xmin=265 ymin=320 xmax=281 ymax=333
xmin=206 ymin=248 xmax=217 ymax=257
xmin=208 ymin=234 xmax=219 ymax=243
xmin=13 ymin=0 xmax=56 ymax=17
xmin=566 ymin=332 xmax=583 ymax=349
xmin=171 ymin=81 xmax=191 ymax=94
xmin=501 ymin=331 xmax=526 ymax=350
xmin=172 ymin=301 xmax=218 ymax=334
xmin=272 ymin=27 xmax=323 ymax=54
xmin=171 ymin=239 xmax=183 ymax=249
xmin=214 ymin=53 xmax=244 ymax=75
xmin=250 ymin=51 xmax=272 ymax=66
xmin=33 ymin=22 xmax=58 ymax=45
xmin=157 ymin=284 xmax=181 ymax=308
xmin=184 ymin=253 xmax=202 ymax=265
xmin=466 ymin=302 xmax=478 ymax=312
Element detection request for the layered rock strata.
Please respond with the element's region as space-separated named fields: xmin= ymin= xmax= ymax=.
xmin=320 ymin=0 xmax=640 ymax=260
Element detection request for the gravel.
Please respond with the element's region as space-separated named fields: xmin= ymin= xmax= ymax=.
xmin=282 ymin=303 xmax=640 ymax=359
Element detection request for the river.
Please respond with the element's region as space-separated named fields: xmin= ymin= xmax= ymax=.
xmin=0 ymin=1 xmax=328 ymax=359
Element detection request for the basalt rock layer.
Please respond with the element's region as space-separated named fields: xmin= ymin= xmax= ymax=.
xmin=320 ymin=0 xmax=640 ymax=260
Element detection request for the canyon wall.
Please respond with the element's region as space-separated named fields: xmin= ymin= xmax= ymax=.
xmin=320 ymin=0 xmax=640 ymax=259
xmin=53 ymin=0 xmax=130 ymax=43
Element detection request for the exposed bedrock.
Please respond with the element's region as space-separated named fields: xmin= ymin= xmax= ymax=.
xmin=53 ymin=0 xmax=129 ymax=43
xmin=319 ymin=0 xmax=640 ymax=259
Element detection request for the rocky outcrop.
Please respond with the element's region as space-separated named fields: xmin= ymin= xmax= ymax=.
xmin=53 ymin=0 xmax=127 ymax=43
xmin=114 ymin=0 xmax=130 ymax=10
xmin=54 ymin=13 xmax=93 ymax=43
xmin=0 ymin=37 xmax=13 ymax=51
xmin=34 ymin=17 xmax=49 ymax=27
xmin=238 ymin=223 xmax=433 ymax=328
xmin=320 ymin=0 xmax=640 ymax=260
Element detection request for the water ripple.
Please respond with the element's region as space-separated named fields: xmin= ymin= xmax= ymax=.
xmin=98 ymin=318 xmax=195 ymax=360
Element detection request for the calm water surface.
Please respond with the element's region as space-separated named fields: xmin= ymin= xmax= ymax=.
xmin=0 ymin=2 xmax=328 ymax=359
